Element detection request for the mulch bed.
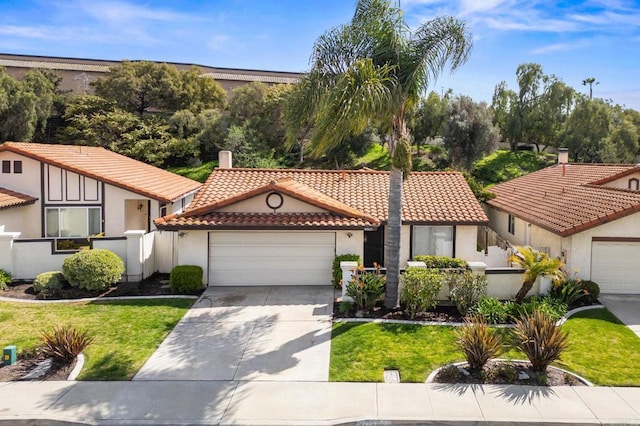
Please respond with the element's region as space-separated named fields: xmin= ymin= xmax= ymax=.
xmin=2 ymin=273 xmax=175 ymax=301
xmin=0 ymin=351 xmax=77 ymax=382
xmin=333 ymin=301 xmax=465 ymax=322
xmin=432 ymin=360 xmax=586 ymax=386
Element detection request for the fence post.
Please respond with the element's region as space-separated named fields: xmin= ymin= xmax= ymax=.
xmin=340 ymin=261 xmax=359 ymax=302
xmin=467 ymin=261 xmax=488 ymax=276
xmin=124 ymin=230 xmax=146 ymax=282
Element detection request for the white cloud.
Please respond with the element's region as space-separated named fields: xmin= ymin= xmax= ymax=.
xmin=530 ymin=41 xmax=587 ymax=54
xmin=75 ymin=0 xmax=191 ymax=24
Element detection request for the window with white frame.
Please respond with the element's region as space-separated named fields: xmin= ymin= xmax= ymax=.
xmin=412 ymin=225 xmax=454 ymax=257
xmin=508 ymin=214 xmax=515 ymax=235
xmin=45 ymin=207 xmax=101 ymax=238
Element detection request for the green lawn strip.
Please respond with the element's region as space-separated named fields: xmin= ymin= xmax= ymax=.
xmin=357 ymin=144 xmax=390 ymax=169
xmin=330 ymin=322 xmax=461 ymax=382
xmin=472 ymin=149 xmax=555 ymax=186
xmin=0 ymin=298 xmax=193 ymax=380
xmin=167 ymin=161 xmax=216 ymax=183
xmin=559 ymin=308 xmax=640 ymax=386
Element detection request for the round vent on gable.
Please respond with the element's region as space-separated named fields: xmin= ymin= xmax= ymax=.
xmin=266 ymin=191 xmax=284 ymax=210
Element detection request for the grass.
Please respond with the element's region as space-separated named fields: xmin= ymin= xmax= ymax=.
xmin=168 ymin=161 xmax=216 ymax=183
xmin=357 ymin=144 xmax=390 ymax=169
xmin=0 ymin=298 xmax=193 ymax=380
xmin=560 ymin=308 xmax=640 ymax=386
xmin=330 ymin=309 xmax=640 ymax=385
xmin=472 ymin=149 xmax=556 ymax=186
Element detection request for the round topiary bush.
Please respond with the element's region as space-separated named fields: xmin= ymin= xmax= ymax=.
xmin=62 ymin=249 xmax=125 ymax=291
xmin=33 ymin=271 xmax=65 ymax=298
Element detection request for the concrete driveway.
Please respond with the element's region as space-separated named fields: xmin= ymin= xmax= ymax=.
xmin=133 ymin=286 xmax=334 ymax=382
xmin=599 ymin=294 xmax=640 ymax=339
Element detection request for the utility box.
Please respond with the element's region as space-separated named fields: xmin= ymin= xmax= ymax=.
xmin=3 ymin=345 xmax=16 ymax=366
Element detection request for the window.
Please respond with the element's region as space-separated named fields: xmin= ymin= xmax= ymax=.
xmin=412 ymin=226 xmax=454 ymax=257
xmin=1 ymin=160 xmax=9 ymax=173
xmin=13 ymin=161 xmax=22 ymax=174
xmin=629 ymin=178 xmax=639 ymax=191
xmin=508 ymin=215 xmax=515 ymax=235
xmin=159 ymin=203 xmax=168 ymax=218
xmin=45 ymin=207 xmax=101 ymax=238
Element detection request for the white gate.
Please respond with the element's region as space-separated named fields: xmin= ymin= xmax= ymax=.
xmin=154 ymin=230 xmax=177 ymax=273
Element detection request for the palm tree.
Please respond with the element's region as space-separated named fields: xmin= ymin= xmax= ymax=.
xmin=510 ymin=246 xmax=563 ymax=304
xmin=284 ymin=0 xmax=472 ymax=308
xmin=582 ymin=77 xmax=599 ymax=100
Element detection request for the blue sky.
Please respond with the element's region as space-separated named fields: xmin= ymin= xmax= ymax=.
xmin=1 ymin=0 xmax=639 ymax=109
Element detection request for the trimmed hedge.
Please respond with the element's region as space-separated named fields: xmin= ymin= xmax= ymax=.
xmin=332 ymin=254 xmax=361 ymax=288
xmin=33 ymin=271 xmax=65 ymax=298
xmin=413 ymin=255 xmax=467 ymax=269
xmin=170 ymin=265 xmax=204 ymax=294
xmin=62 ymin=249 xmax=125 ymax=291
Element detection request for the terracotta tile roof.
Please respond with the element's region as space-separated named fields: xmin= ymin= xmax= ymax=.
xmin=155 ymin=168 xmax=488 ymax=229
xmin=155 ymin=212 xmax=377 ymax=229
xmin=0 ymin=142 xmax=201 ymax=203
xmin=487 ymin=163 xmax=640 ymax=236
xmin=0 ymin=187 xmax=37 ymax=210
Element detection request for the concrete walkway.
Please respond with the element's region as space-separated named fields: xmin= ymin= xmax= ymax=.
xmin=1 ymin=380 xmax=639 ymax=425
xmin=600 ymin=294 xmax=640 ymax=339
xmin=134 ymin=286 xmax=334 ymax=381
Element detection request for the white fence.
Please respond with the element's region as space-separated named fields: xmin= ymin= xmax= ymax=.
xmin=0 ymin=230 xmax=166 ymax=282
xmin=153 ymin=230 xmax=176 ymax=274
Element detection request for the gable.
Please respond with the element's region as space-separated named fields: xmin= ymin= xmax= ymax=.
xmin=600 ymin=172 xmax=640 ymax=191
xmin=217 ymin=192 xmax=327 ymax=214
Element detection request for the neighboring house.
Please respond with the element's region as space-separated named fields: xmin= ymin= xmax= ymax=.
xmin=485 ymin=157 xmax=640 ymax=294
xmin=154 ymin=153 xmax=489 ymax=286
xmin=0 ymin=142 xmax=201 ymax=251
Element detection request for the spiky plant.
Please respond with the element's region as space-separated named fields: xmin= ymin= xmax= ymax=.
xmin=455 ymin=315 xmax=505 ymax=371
xmin=41 ymin=325 xmax=95 ymax=362
xmin=513 ymin=310 xmax=569 ymax=372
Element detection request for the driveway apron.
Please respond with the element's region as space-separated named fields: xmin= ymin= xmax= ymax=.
xmin=133 ymin=286 xmax=334 ymax=381
xmin=600 ymin=294 xmax=640 ymax=339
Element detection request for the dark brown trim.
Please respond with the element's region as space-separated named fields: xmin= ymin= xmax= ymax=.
xmin=13 ymin=160 xmax=22 ymax=174
xmin=42 ymin=203 xmax=101 ymax=207
xmin=158 ymin=224 xmax=369 ymax=231
xmin=147 ymin=199 xmax=151 ymax=232
xmin=452 ymin=226 xmax=457 ymax=258
xmin=404 ymin=220 xmax=489 ymax=226
xmin=83 ymin=176 xmax=100 ymax=201
xmin=65 ymin=170 xmax=81 ymax=201
xmin=485 ymin=268 xmax=525 ymax=275
xmin=101 ymin=182 xmax=106 ymax=233
xmin=592 ymin=237 xmax=640 ymax=243
xmin=40 ymin=162 xmax=45 ymax=237
xmin=409 ymin=225 xmax=414 ymax=259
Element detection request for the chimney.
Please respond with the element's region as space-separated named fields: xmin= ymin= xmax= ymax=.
xmin=558 ymin=148 xmax=569 ymax=165
xmin=219 ymin=150 xmax=232 ymax=169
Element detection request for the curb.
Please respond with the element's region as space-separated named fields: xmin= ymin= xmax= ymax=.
xmin=67 ymin=354 xmax=84 ymax=381
xmin=0 ymin=295 xmax=199 ymax=304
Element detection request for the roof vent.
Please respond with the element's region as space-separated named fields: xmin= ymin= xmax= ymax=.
xmin=558 ymin=148 xmax=569 ymax=165
xmin=219 ymin=150 xmax=232 ymax=169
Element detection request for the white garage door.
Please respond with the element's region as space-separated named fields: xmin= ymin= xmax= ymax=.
xmin=208 ymin=231 xmax=335 ymax=286
xmin=591 ymin=241 xmax=640 ymax=294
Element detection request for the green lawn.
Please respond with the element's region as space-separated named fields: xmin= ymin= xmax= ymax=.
xmin=472 ymin=149 xmax=555 ymax=186
xmin=168 ymin=161 xmax=216 ymax=183
xmin=357 ymin=144 xmax=390 ymax=169
xmin=0 ymin=298 xmax=193 ymax=380
xmin=330 ymin=309 xmax=640 ymax=385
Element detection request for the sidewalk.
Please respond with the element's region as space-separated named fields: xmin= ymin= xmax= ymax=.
xmin=1 ymin=380 xmax=639 ymax=425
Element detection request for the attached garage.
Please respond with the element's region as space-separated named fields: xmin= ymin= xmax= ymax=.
xmin=208 ymin=231 xmax=336 ymax=286
xmin=591 ymin=240 xmax=640 ymax=294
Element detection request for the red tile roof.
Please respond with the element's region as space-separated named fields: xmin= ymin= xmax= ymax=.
xmin=156 ymin=167 xmax=488 ymax=229
xmin=0 ymin=142 xmax=201 ymax=203
xmin=487 ymin=163 xmax=640 ymax=236
xmin=155 ymin=212 xmax=377 ymax=229
xmin=0 ymin=187 xmax=37 ymax=210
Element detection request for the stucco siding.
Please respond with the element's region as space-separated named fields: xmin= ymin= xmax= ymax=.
xmin=0 ymin=152 xmax=41 ymax=196
xmin=336 ymin=230 xmax=363 ymax=259
xmin=601 ymin=172 xmax=640 ymax=190
xmin=529 ymin=225 xmax=564 ymax=258
xmin=400 ymin=225 xmax=411 ymax=267
xmin=0 ymin=203 xmax=41 ymax=238
xmin=176 ymin=230 xmax=209 ymax=283
xmin=218 ymin=193 xmax=327 ymax=213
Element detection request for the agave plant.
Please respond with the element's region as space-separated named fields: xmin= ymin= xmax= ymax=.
xmin=455 ymin=315 xmax=505 ymax=371
xmin=513 ymin=310 xmax=569 ymax=372
xmin=41 ymin=325 xmax=95 ymax=362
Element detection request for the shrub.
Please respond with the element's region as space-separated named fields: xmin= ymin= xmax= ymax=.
xmin=472 ymin=296 xmax=509 ymax=324
xmin=456 ymin=315 xmax=505 ymax=371
xmin=62 ymin=249 xmax=125 ymax=291
xmin=332 ymin=254 xmax=361 ymax=289
xmin=513 ymin=310 xmax=569 ymax=372
xmin=170 ymin=265 xmax=204 ymax=294
xmin=33 ymin=271 xmax=65 ymax=299
xmin=579 ymin=280 xmax=600 ymax=303
xmin=345 ymin=269 xmax=385 ymax=311
xmin=0 ymin=268 xmax=11 ymax=291
xmin=400 ymin=268 xmax=444 ymax=319
xmin=448 ymin=271 xmax=487 ymax=315
xmin=41 ymin=325 xmax=95 ymax=362
xmin=550 ymin=279 xmax=585 ymax=307
xmin=413 ymin=255 xmax=467 ymax=269
xmin=507 ymin=295 xmax=567 ymax=322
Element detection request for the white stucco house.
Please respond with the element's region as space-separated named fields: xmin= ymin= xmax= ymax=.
xmin=485 ymin=154 xmax=640 ymax=294
xmin=0 ymin=142 xmax=201 ymax=251
xmin=154 ymin=153 xmax=489 ymax=286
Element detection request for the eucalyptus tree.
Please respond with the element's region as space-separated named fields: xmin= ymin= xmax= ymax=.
xmin=284 ymin=0 xmax=472 ymax=308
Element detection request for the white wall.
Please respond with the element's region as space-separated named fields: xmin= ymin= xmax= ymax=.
xmin=455 ymin=225 xmax=478 ymax=261
xmin=400 ymin=225 xmax=411 ymax=267
xmin=0 ymin=152 xmax=41 ymax=196
xmin=176 ymin=230 xmax=209 ymax=284
xmin=529 ymin=225 xmax=564 ymax=258
xmin=12 ymin=240 xmax=73 ymax=278
xmin=104 ymin=184 xmax=152 ymax=236
xmin=0 ymin=204 xmax=41 ymax=238
xmin=486 ymin=269 xmax=538 ymax=300
xmin=218 ymin=193 xmax=326 ymax=213
xmin=485 ymin=206 xmax=527 ymax=246
xmin=336 ymin=230 xmax=363 ymax=258
xmin=601 ymin=172 xmax=640 ymax=190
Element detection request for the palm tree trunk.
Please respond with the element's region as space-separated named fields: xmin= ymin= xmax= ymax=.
xmin=384 ymin=166 xmax=403 ymax=308
xmin=514 ymin=279 xmax=534 ymax=304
